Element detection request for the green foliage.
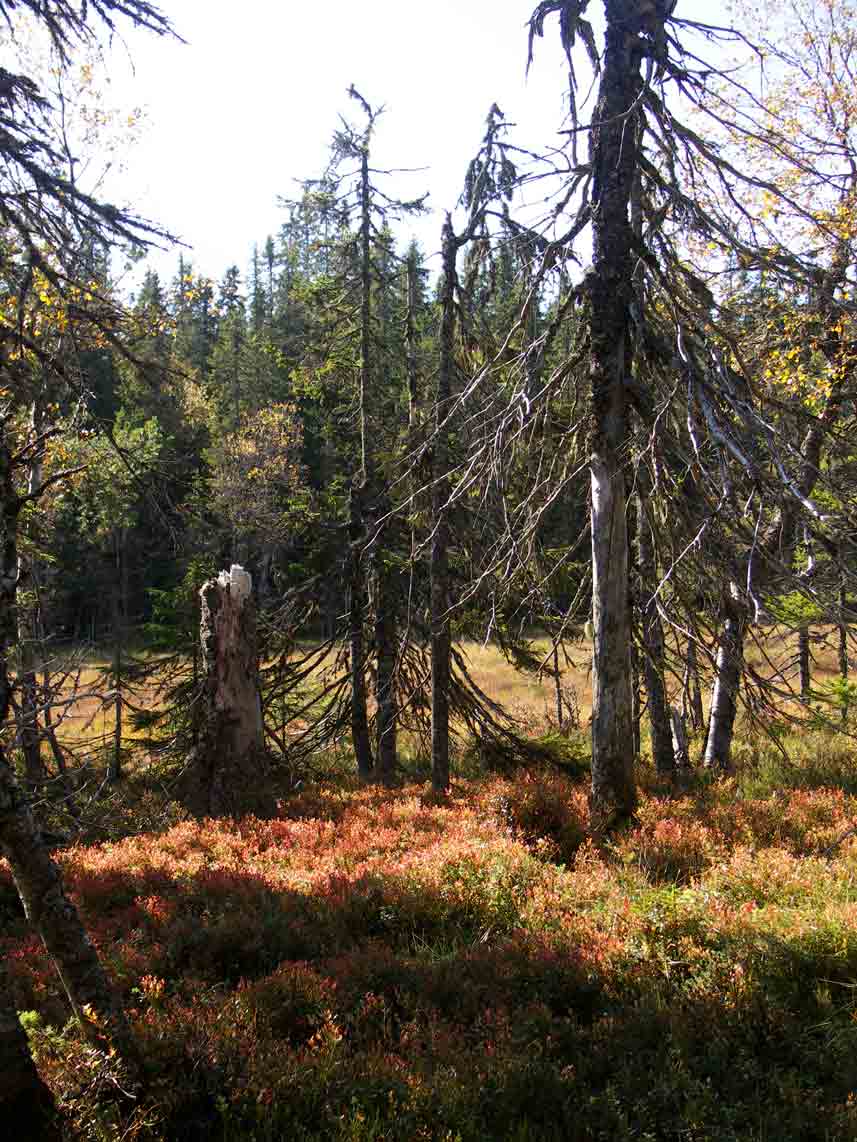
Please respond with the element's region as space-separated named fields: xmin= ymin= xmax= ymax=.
xmin=769 ymin=590 xmax=823 ymax=626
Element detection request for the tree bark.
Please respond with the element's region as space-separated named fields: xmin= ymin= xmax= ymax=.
xmin=587 ymin=0 xmax=650 ymax=830
xmin=670 ymin=707 xmax=690 ymax=769
xmin=178 ymin=566 xmax=270 ymax=816
xmin=0 ymin=961 xmax=58 ymax=1134
xmin=352 ymin=121 xmax=398 ymax=785
xmin=839 ymin=569 xmax=849 ymax=725
xmin=16 ymin=407 xmax=46 ymax=787
xmin=348 ymin=483 xmax=374 ymax=781
xmin=1 ymin=431 xmax=138 ymax=1073
xmin=636 ymin=493 xmax=675 ymax=775
xmin=431 ymin=216 xmax=458 ymax=795
xmin=704 ymin=582 xmax=745 ymax=770
xmin=798 ymin=624 xmax=811 ymax=698
xmin=16 ymin=622 xmax=43 ymax=787
xmin=373 ymin=499 xmax=398 ymax=788
xmin=109 ymin=568 xmax=123 ymax=783
xmin=682 ymin=637 xmax=704 ymax=732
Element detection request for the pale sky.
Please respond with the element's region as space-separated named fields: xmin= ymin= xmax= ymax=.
xmin=57 ymin=1 xmax=730 ymax=291
xmin=107 ymin=0 xmax=572 ymax=289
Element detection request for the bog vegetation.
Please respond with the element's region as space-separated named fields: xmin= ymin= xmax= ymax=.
xmin=3 ymin=0 xmax=857 ymax=1138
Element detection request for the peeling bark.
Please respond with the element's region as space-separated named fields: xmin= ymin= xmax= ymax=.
xmin=179 ymin=566 xmax=270 ymax=816
xmin=670 ymin=707 xmax=690 ymax=769
xmin=704 ymin=583 xmax=745 ymax=770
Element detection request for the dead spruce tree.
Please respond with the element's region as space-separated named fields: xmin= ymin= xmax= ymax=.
xmin=289 ymin=89 xmax=426 ymax=785
xmin=429 ymin=110 xmax=518 ymax=793
xmin=459 ymin=0 xmax=857 ymax=818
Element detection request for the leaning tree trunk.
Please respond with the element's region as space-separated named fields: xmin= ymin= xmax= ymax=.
xmin=704 ymin=582 xmax=745 ymax=770
xmin=636 ymin=492 xmax=675 ymax=776
xmin=586 ymin=0 xmax=649 ymax=830
xmin=16 ymin=605 xmax=44 ymax=788
xmin=0 ymin=960 xmax=58 ymax=1131
xmin=0 ymin=431 xmax=139 ymax=1081
xmin=17 ymin=420 xmax=46 ymax=787
xmin=178 ymin=566 xmax=269 ymax=816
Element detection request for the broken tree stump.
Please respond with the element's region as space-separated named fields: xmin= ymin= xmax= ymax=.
xmin=178 ymin=565 xmax=271 ymax=817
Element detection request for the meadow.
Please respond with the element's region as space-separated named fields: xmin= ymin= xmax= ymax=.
xmin=5 ymin=635 xmax=857 ymax=1140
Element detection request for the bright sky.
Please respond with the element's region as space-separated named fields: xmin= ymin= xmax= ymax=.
xmin=10 ymin=1 xmax=732 ymax=293
xmin=108 ymin=0 xmax=575 ymax=290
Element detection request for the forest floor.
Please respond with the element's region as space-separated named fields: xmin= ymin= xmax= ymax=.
xmin=5 ymin=636 xmax=857 ymax=1139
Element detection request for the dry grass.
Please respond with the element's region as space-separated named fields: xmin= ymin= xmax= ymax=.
xmin=457 ymin=637 xmax=591 ymax=731
xmin=15 ymin=622 xmax=855 ymax=783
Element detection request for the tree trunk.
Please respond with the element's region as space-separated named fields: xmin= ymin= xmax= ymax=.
xmin=110 ymin=580 xmax=123 ymax=783
xmin=670 ymin=707 xmax=690 ymax=769
xmin=553 ymin=642 xmax=564 ymax=728
xmin=352 ymin=124 xmax=398 ymax=785
xmin=637 ymin=493 xmax=675 ymax=775
xmin=178 ymin=565 xmax=269 ymax=816
xmin=16 ymin=413 xmax=46 ymax=787
xmin=587 ymin=0 xmax=649 ymax=830
xmin=405 ymin=245 xmax=420 ymax=436
xmin=431 ymin=216 xmax=458 ymax=795
xmin=798 ymin=624 xmax=811 ymax=698
xmin=348 ymin=484 xmax=374 ymax=781
xmin=1 ymin=432 xmax=138 ymax=1070
xmin=704 ymin=582 xmax=745 ymax=770
xmin=374 ymin=501 xmax=398 ymax=788
xmin=0 ymin=961 xmax=58 ymax=1133
xmin=630 ymin=638 xmax=641 ymax=760
xmin=17 ymin=624 xmax=43 ymax=787
xmin=682 ymin=637 xmax=704 ymax=731
xmin=627 ymin=493 xmax=641 ymax=762
xmin=0 ymin=746 xmax=140 ymax=1067
xmin=42 ymin=664 xmax=69 ymax=778
xmin=839 ymin=570 xmax=849 ymax=725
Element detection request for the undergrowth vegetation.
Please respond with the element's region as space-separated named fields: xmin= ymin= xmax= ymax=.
xmin=6 ymin=753 xmax=857 ymax=1140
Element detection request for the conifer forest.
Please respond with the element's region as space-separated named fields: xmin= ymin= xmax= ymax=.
xmin=6 ymin=1 xmax=857 ymax=1138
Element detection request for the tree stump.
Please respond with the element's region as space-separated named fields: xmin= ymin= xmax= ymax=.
xmin=178 ymin=566 xmax=270 ymax=817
